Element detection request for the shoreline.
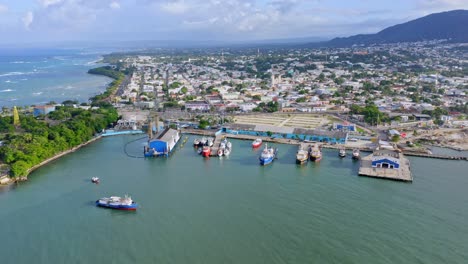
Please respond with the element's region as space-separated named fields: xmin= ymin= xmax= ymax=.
xmin=15 ymin=135 xmax=103 ymax=182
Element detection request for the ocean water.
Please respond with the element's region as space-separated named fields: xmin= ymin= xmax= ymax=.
xmin=0 ymin=48 xmax=112 ymax=108
xmin=0 ymin=135 xmax=467 ymax=263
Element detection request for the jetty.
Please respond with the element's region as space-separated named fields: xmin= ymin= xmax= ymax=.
xmin=209 ymin=134 xmax=224 ymax=157
xmin=358 ymin=149 xmax=412 ymax=182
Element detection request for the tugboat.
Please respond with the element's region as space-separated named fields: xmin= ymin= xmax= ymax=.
xmin=339 ymin=148 xmax=346 ymax=158
xmin=202 ymin=146 xmax=211 ymax=157
xmin=296 ymin=146 xmax=309 ymax=164
xmin=309 ymin=144 xmax=322 ymax=162
xmin=96 ymin=195 xmax=138 ymax=211
xmin=352 ymin=149 xmax=360 ymax=160
xmin=259 ymin=144 xmax=278 ymax=166
xmin=252 ymin=138 xmax=262 ymax=148
xmin=91 ymin=177 xmax=100 ymax=184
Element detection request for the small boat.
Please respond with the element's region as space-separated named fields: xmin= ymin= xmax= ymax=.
xmin=224 ymin=147 xmax=231 ymax=156
xmin=296 ymin=147 xmax=309 ymax=164
xmin=207 ymin=138 xmax=214 ymax=147
xmin=96 ymin=195 xmax=138 ymax=211
xmin=352 ymin=149 xmax=360 ymax=160
xmin=217 ymin=148 xmax=224 ymax=157
xmin=193 ymin=138 xmax=200 ymax=146
xmin=91 ymin=177 xmax=100 ymax=184
xmin=202 ymin=146 xmax=211 ymax=157
xmin=252 ymin=138 xmax=262 ymax=148
xmin=309 ymin=144 xmax=322 ymax=162
xmin=226 ymin=141 xmax=232 ymax=149
xmin=197 ymin=147 xmax=203 ymax=155
xmin=339 ymin=148 xmax=346 ymax=158
xmin=259 ymin=144 xmax=278 ymax=166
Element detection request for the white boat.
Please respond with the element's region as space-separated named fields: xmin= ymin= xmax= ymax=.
xmin=352 ymin=149 xmax=360 ymax=159
xmin=217 ymin=148 xmax=224 ymax=157
xmin=339 ymin=148 xmax=346 ymax=158
xmin=223 ymin=147 xmax=231 ymax=156
xmin=226 ymin=141 xmax=232 ymax=149
xmin=91 ymin=177 xmax=100 ymax=183
xmin=207 ymin=138 xmax=214 ymax=147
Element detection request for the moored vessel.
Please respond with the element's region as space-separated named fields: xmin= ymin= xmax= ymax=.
xmin=252 ymin=138 xmax=262 ymax=148
xmin=202 ymin=146 xmax=211 ymax=157
xmin=259 ymin=144 xmax=278 ymax=166
xmin=352 ymin=149 xmax=360 ymax=160
xmin=296 ymin=147 xmax=309 ymax=164
xmin=91 ymin=177 xmax=100 ymax=184
xmin=96 ymin=195 xmax=138 ymax=210
xmin=309 ymin=144 xmax=322 ymax=162
xmin=339 ymin=148 xmax=346 ymax=158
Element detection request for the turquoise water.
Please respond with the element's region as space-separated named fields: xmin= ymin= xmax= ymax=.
xmin=0 ymin=135 xmax=467 ymax=263
xmin=0 ymin=49 xmax=111 ymax=107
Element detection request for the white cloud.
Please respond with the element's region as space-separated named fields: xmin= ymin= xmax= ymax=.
xmin=110 ymin=1 xmax=120 ymax=9
xmin=22 ymin=11 xmax=34 ymax=30
xmin=160 ymin=0 xmax=190 ymax=14
xmin=0 ymin=4 xmax=8 ymax=13
xmin=416 ymin=0 xmax=468 ymax=12
xmin=39 ymin=0 xmax=63 ymax=7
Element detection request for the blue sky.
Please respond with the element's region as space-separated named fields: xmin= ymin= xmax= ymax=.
xmin=0 ymin=0 xmax=467 ymax=44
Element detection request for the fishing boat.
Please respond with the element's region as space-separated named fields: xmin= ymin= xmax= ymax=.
xmin=339 ymin=148 xmax=346 ymax=158
xmin=207 ymin=138 xmax=214 ymax=147
xmin=91 ymin=177 xmax=100 ymax=184
xmin=226 ymin=141 xmax=232 ymax=149
xmin=296 ymin=147 xmax=309 ymax=164
xmin=202 ymin=146 xmax=211 ymax=157
xmin=96 ymin=195 xmax=138 ymax=211
xmin=352 ymin=149 xmax=360 ymax=160
xmin=259 ymin=144 xmax=278 ymax=166
xmin=252 ymin=138 xmax=262 ymax=148
xmin=217 ymin=148 xmax=224 ymax=157
xmin=193 ymin=138 xmax=200 ymax=146
xmin=309 ymin=144 xmax=322 ymax=162
xmin=223 ymin=147 xmax=231 ymax=156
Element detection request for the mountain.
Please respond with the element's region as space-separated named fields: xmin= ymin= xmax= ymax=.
xmin=324 ymin=10 xmax=468 ymax=47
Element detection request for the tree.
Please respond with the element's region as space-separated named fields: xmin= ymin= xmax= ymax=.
xmin=391 ymin=135 xmax=400 ymax=142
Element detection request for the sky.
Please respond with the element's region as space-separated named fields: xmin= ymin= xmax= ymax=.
xmin=0 ymin=0 xmax=467 ymax=45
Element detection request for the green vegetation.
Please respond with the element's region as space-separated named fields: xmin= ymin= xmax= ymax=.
xmin=0 ymin=105 xmax=118 ymax=178
xmin=350 ymin=104 xmax=389 ymax=125
xmin=253 ymin=101 xmax=279 ymax=113
xmin=88 ymin=66 xmax=126 ymax=103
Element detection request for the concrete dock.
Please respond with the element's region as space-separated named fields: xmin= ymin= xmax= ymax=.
xmin=358 ymin=151 xmax=413 ymax=182
xmin=209 ymin=134 xmax=224 ymax=157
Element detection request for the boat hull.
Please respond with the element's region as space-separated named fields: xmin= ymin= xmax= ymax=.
xmin=296 ymin=158 xmax=308 ymax=164
xmin=259 ymin=157 xmax=274 ymax=165
xmin=310 ymin=155 xmax=322 ymax=162
xmin=96 ymin=201 xmax=138 ymax=211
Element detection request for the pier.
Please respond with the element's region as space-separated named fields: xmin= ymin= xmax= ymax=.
xmin=358 ymin=150 xmax=413 ymax=182
xmin=209 ymin=134 xmax=224 ymax=157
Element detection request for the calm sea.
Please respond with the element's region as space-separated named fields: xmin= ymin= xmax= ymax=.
xmin=0 ymin=48 xmax=111 ymax=108
xmin=0 ymin=135 xmax=467 ymax=263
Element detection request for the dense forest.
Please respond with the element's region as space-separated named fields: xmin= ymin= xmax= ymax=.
xmin=0 ymin=105 xmax=119 ymax=177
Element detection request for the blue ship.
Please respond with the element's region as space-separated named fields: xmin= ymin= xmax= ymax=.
xmin=259 ymin=144 xmax=278 ymax=166
xmin=96 ymin=195 xmax=138 ymax=211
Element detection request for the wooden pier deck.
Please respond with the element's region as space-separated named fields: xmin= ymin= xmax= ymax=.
xmin=358 ymin=153 xmax=413 ymax=182
xmin=209 ymin=134 xmax=224 ymax=157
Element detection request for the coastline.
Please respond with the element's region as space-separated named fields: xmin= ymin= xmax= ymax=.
xmin=17 ymin=135 xmax=103 ymax=182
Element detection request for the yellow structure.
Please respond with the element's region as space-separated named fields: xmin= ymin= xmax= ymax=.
xmin=13 ymin=106 xmax=20 ymax=127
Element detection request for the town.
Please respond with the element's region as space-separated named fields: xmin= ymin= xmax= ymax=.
xmin=107 ymin=40 xmax=467 ymax=151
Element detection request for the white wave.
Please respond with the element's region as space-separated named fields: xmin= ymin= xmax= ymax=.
xmin=65 ymin=85 xmax=74 ymax=90
xmin=32 ymin=92 xmax=43 ymax=96
xmin=0 ymin=89 xmax=15 ymax=93
xmin=0 ymin=71 xmax=39 ymax=77
xmin=10 ymin=61 xmax=31 ymax=64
